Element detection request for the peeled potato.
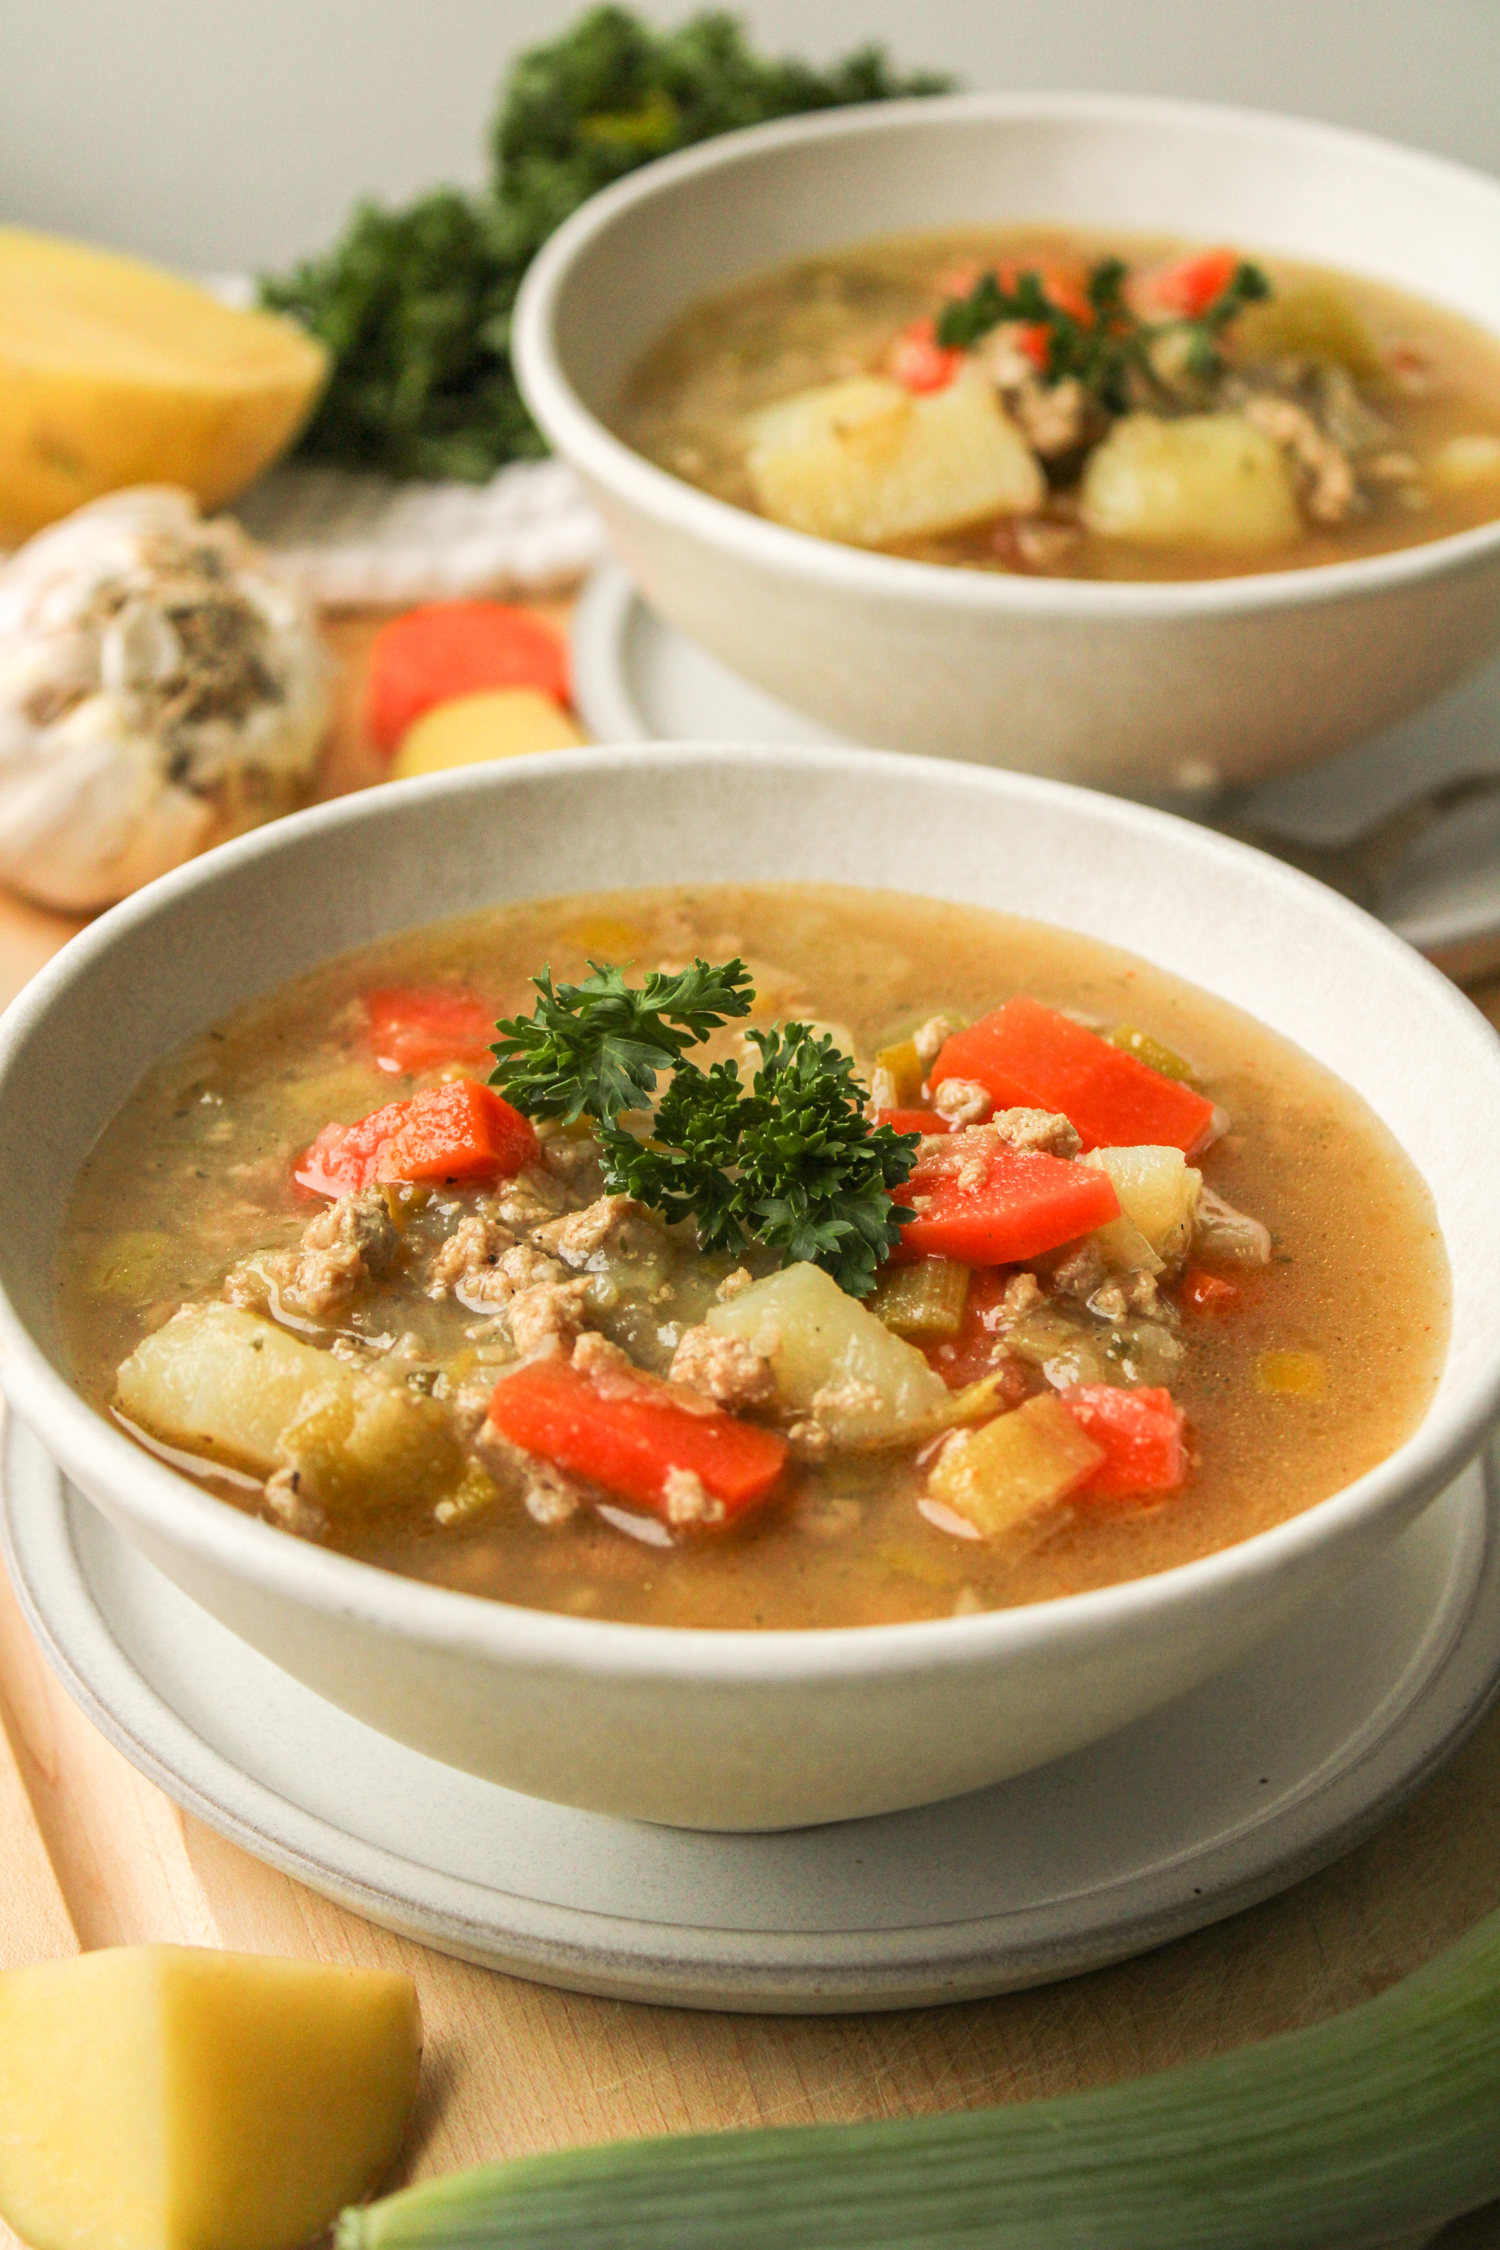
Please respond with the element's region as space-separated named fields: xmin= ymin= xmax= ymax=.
xmin=1081 ymin=411 xmax=1301 ymax=547
xmin=0 ymin=228 xmax=328 ymax=539
xmin=745 ymin=365 xmax=1044 ymax=546
xmin=0 ymin=1945 xmax=421 ymax=2250
xmin=1427 ymin=433 xmax=1500 ymax=491
xmin=390 ymin=687 xmax=586 ymax=777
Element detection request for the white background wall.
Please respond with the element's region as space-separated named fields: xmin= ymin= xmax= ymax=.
xmin=0 ymin=0 xmax=1496 ymax=276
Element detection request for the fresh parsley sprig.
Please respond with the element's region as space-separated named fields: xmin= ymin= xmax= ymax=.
xmin=934 ymin=254 xmax=1271 ymax=416
xmin=490 ymin=961 xmax=918 ymax=1295
xmin=490 ymin=957 xmax=753 ymax=1124
xmin=602 ymin=1026 xmax=918 ymax=1297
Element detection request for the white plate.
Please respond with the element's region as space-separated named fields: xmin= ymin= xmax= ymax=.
xmin=8 ymin=1415 xmax=1500 ymax=2013
xmin=571 ymin=564 xmax=1500 ymax=971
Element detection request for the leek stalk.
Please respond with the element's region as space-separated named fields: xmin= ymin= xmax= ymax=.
xmin=337 ymin=1905 xmax=1500 ymax=2249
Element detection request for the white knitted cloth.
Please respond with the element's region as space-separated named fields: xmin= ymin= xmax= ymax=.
xmin=228 ymin=456 xmax=605 ymax=607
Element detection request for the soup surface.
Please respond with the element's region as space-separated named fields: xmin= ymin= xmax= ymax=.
xmin=57 ymin=885 xmax=1449 ymax=1629
xmin=615 ymin=227 xmax=1500 ymax=581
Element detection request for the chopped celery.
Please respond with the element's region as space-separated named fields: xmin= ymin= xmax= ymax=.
xmin=930 ymin=1395 xmax=1104 ymax=1536
xmin=872 ymin=1038 xmax=925 ymax=1106
xmin=1256 ymin=1349 xmax=1325 ymax=1398
xmin=1108 ymin=1025 xmax=1196 ymax=1081
xmin=870 ymin=1258 xmax=970 ymax=1337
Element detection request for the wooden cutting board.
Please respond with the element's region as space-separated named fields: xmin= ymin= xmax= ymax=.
xmin=3 ymin=604 xmax=1500 ymax=2248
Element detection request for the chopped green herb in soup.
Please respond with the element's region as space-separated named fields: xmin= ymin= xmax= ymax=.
xmin=56 ymin=885 xmax=1449 ymax=1629
xmin=613 ymin=228 xmax=1500 ymax=580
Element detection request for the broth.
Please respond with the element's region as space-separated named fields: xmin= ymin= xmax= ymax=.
xmin=56 ymin=884 xmax=1449 ymax=1629
xmin=614 ymin=227 xmax=1500 ymax=581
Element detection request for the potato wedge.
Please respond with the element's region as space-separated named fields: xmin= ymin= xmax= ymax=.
xmin=1081 ymin=412 xmax=1300 ymax=546
xmin=745 ymin=365 xmax=1043 ymax=546
xmin=0 ymin=1945 xmax=419 ymax=2250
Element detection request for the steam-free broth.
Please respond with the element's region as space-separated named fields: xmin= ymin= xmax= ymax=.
xmin=57 ymin=885 xmax=1448 ymax=1629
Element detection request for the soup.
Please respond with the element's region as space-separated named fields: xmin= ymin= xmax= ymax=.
xmin=56 ymin=884 xmax=1448 ymax=1630
xmin=614 ymin=227 xmax=1500 ymax=582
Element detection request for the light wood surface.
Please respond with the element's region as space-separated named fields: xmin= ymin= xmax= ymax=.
xmin=3 ymin=604 xmax=1500 ymax=2246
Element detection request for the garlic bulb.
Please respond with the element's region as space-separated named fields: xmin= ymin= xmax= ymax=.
xmin=0 ymin=486 xmax=329 ymax=910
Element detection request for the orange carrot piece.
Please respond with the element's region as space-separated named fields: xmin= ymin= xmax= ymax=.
xmin=366 ymin=602 xmax=570 ymax=755
xmin=486 ymin=1359 xmax=789 ymax=1525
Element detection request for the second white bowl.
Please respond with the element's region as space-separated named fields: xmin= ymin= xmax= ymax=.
xmin=517 ymin=93 xmax=1500 ymax=795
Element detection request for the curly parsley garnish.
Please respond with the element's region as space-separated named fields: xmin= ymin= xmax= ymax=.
xmin=935 ymin=254 xmax=1271 ymax=415
xmin=490 ymin=957 xmax=754 ymax=1124
xmin=490 ymin=961 xmax=917 ymax=1296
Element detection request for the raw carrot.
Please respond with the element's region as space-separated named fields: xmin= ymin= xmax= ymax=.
xmin=366 ymin=602 xmax=570 ymax=755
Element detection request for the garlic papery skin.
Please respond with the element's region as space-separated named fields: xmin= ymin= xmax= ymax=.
xmin=0 ymin=486 xmax=330 ymax=909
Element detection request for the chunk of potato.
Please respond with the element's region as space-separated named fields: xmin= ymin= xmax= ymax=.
xmin=1083 ymin=1145 xmax=1202 ymax=1262
xmin=1426 ymin=433 xmax=1500 ymax=491
xmin=705 ymin=1261 xmax=950 ymax=1443
xmin=276 ymin=1372 xmax=473 ymax=1515
xmin=1080 ymin=412 xmax=1301 ymax=546
xmin=929 ymin=1394 xmax=1104 ymax=1537
xmin=0 ymin=1945 xmax=420 ymax=2250
xmin=117 ymin=1303 xmax=349 ymax=1472
xmin=116 ymin=1303 xmax=483 ymax=1517
xmin=1233 ymin=282 xmax=1384 ymax=380
xmin=745 ymin=365 xmax=1044 ymax=547
xmin=390 ymin=687 xmax=585 ymax=778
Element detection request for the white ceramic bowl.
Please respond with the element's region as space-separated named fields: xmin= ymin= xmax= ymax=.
xmin=3 ymin=744 xmax=1500 ymax=1831
xmin=516 ymin=93 xmax=1500 ymax=795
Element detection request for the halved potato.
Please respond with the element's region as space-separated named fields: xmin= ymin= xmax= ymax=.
xmin=1080 ymin=411 xmax=1301 ymax=547
xmin=0 ymin=227 xmax=327 ymax=539
xmin=745 ymin=365 xmax=1044 ymax=547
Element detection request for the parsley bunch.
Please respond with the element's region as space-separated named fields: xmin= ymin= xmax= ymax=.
xmin=261 ymin=7 xmax=952 ymax=480
xmin=490 ymin=961 xmax=917 ymax=1297
xmin=935 ymin=255 xmax=1271 ymax=416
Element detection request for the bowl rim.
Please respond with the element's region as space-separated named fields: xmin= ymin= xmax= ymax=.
xmin=4 ymin=738 xmax=1500 ymax=1684
xmin=514 ymin=86 xmax=1500 ymax=622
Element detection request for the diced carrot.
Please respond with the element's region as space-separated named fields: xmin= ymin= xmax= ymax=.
xmin=295 ymin=1082 xmax=537 ymax=1196
xmin=1180 ymin=1266 xmax=1240 ymax=1314
xmin=896 ymin=1130 xmax=1120 ymax=1266
xmin=1064 ymin=1385 xmax=1186 ymax=1498
xmin=1139 ymin=246 xmax=1239 ymax=319
xmin=875 ymin=1107 xmax=952 ymax=1137
xmin=887 ymin=317 xmax=965 ymax=394
xmin=486 ymin=1358 xmax=788 ymax=1526
xmin=366 ymin=602 xmax=570 ymax=756
xmin=364 ymin=986 xmax=496 ymax=1075
xmin=923 ymin=1269 xmax=1019 ymax=1390
xmin=932 ymin=997 xmax=1217 ymax=1156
